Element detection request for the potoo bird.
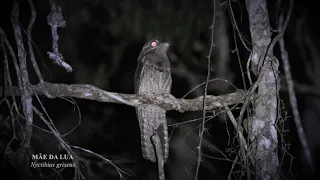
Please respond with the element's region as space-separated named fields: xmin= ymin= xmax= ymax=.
xmin=134 ymin=39 xmax=172 ymax=163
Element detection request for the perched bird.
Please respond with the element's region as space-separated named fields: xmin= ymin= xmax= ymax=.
xmin=134 ymin=39 xmax=172 ymax=163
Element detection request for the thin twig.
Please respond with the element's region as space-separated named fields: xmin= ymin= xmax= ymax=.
xmin=195 ymin=1 xmax=216 ymax=179
xmin=70 ymin=145 xmax=131 ymax=178
xmin=27 ymin=0 xmax=43 ymax=82
xmin=228 ymin=0 xmax=251 ymax=52
xmin=278 ymin=0 xmax=313 ymax=170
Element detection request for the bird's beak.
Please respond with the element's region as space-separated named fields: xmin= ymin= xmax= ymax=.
xmin=160 ymin=42 xmax=170 ymax=50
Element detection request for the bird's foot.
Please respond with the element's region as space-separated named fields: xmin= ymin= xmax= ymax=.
xmin=163 ymin=94 xmax=183 ymax=113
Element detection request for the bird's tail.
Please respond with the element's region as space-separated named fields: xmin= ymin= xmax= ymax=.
xmin=136 ymin=105 xmax=169 ymax=162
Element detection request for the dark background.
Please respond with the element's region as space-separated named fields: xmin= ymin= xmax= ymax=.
xmin=0 ymin=0 xmax=319 ymax=179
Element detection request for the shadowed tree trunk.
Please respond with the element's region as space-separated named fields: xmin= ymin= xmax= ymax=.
xmin=246 ymin=0 xmax=280 ymax=179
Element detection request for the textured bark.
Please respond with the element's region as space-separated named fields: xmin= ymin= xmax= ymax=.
xmin=246 ymin=0 xmax=280 ymax=179
xmin=0 ymin=82 xmax=248 ymax=112
xmin=12 ymin=0 xmax=34 ymax=149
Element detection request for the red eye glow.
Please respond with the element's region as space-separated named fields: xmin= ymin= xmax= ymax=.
xmin=151 ymin=41 xmax=157 ymax=47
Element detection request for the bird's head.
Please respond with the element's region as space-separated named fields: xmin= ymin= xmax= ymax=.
xmin=137 ymin=39 xmax=170 ymax=62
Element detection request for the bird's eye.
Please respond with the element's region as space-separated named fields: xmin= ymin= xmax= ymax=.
xmin=150 ymin=41 xmax=158 ymax=47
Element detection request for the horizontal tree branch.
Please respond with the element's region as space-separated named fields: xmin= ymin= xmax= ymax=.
xmin=1 ymin=82 xmax=248 ymax=112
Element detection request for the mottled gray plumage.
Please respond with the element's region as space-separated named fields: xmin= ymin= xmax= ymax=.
xmin=134 ymin=39 xmax=172 ymax=162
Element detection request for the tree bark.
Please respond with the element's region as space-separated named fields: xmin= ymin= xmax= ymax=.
xmin=246 ymin=0 xmax=280 ymax=179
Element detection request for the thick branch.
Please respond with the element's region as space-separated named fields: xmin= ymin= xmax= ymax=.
xmin=1 ymin=82 xmax=248 ymax=112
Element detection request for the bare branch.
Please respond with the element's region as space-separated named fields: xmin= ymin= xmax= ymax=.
xmin=222 ymin=103 xmax=254 ymax=164
xmin=1 ymin=82 xmax=248 ymax=112
xmin=0 ymin=27 xmax=23 ymax=88
xmin=278 ymin=5 xmax=313 ymax=170
xmin=12 ymin=0 xmax=34 ymax=148
xmin=47 ymin=0 xmax=72 ymax=72
xmin=228 ymin=0 xmax=252 ymax=52
xmin=70 ymin=145 xmax=130 ymax=179
xmin=27 ymin=0 xmax=43 ymax=83
xmin=196 ymin=1 xmax=216 ymax=178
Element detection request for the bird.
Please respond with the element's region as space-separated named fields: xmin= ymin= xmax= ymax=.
xmin=134 ymin=39 xmax=172 ymax=163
